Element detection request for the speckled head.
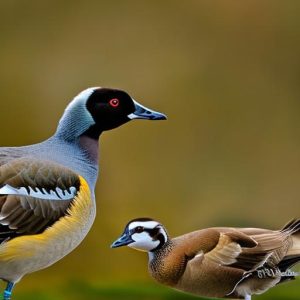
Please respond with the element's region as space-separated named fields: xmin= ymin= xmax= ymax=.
xmin=111 ymin=218 xmax=169 ymax=252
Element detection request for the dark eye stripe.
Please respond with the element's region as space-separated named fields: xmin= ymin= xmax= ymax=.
xmin=144 ymin=227 xmax=160 ymax=237
xmin=135 ymin=226 xmax=144 ymax=233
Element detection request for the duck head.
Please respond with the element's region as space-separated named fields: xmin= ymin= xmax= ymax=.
xmin=111 ymin=218 xmax=168 ymax=252
xmin=56 ymin=87 xmax=167 ymax=141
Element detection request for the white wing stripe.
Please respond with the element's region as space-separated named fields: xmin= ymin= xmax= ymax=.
xmin=0 ymin=184 xmax=76 ymax=200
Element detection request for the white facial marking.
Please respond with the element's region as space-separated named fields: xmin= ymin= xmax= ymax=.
xmin=128 ymin=221 xmax=159 ymax=230
xmin=129 ymin=231 xmax=160 ymax=252
xmin=0 ymin=184 xmax=77 ymax=200
xmin=126 ymin=220 xmax=167 ymax=252
xmin=160 ymin=227 xmax=168 ymax=244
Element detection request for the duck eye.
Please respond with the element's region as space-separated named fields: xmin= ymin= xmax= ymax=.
xmin=109 ymin=98 xmax=119 ymax=107
xmin=135 ymin=226 xmax=144 ymax=233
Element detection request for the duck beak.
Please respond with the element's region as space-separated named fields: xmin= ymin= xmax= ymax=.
xmin=128 ymin=99 xmax=167 ymax=120
xmin=111 ymin=232 xmax=133 ymax=248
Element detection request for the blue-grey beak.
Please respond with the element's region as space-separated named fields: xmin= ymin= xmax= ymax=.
xmin=128 ymin=99 xmax=167 ymax=120
xmin=111 ymin=232 xmax=133 ymax=248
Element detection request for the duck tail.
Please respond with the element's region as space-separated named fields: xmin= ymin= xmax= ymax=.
xmin=280 ymin=219 xmax=300 ymax=261
xmin=281 ymin=219 xmax=300 ymax=234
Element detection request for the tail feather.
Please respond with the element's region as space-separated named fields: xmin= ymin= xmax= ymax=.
xmin=278 ymin=255 xmax=300 ymax=271
xmin=277 ymin=276 xmax=295 ymax=285
xmin=276 ymin=255 xmax=300 ymax=285
xmin=281 ymin=219 xmax=300 ymax=234
xmin=281 ymin=219 xmax=300 ymax=259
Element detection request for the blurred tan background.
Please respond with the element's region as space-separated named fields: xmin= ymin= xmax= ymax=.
xmin=0 ymin=1 xmax=300 ymax=299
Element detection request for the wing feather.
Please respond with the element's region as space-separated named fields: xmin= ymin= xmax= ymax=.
xmin=205 ymin=232 xmax=257 ymax=266
xmin=0 ymin=158 xmax=81 ymax=241
xmin=203 ymin=227 xmax=293 ymax=272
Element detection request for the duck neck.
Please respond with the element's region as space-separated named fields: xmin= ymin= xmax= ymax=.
xmin=55 ymin=89 xmax=96 ymax=142
xmin=148 ymin=240 xmax=186 ymax=286
xmin=148 ymin=239 xmax=173 ymax=262
xmin=78 ymin=135 xmax=99 ymax=164
xmin=55 ymin=111 xmax=95 ymax=142
xmin=53 ymin=122 xmax=100 ymax=165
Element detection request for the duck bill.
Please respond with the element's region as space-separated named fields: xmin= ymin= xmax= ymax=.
xmin=111 ymin=233 xmax=133 ymax=248
xmin=128 ymin=99 xmax=167 ymax=120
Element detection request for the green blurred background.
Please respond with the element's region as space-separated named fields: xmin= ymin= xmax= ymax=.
xmin=0 ymin=0 xmax=300 ymax=299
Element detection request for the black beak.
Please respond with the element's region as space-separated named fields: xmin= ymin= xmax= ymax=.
xmin=111 ymin=232 xmax=133 ymax=248
xmin=128 ymin=99 xmax=167 ymax=120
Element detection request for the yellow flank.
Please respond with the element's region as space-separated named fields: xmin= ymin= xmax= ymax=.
xmin=0 ymin=176 xmax=93 ymax=262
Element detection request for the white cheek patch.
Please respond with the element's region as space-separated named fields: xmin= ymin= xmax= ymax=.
xmin=129 ymin=232 xmax=159 ymax=252
xmin=0 ymin=184 xmax=77 ymax=200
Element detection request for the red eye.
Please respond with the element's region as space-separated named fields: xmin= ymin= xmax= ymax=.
xmin=109 ymin=98 xmax=119 ymax=107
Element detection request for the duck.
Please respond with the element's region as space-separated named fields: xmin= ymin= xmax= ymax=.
xmin=111 ymin=218 xmax=300 ymax=300
xmin=0 ymin=87 xmax=166 ymax=299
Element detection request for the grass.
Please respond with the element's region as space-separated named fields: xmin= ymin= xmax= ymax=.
xmin=13 ymin=280 xmax=300 ymax=300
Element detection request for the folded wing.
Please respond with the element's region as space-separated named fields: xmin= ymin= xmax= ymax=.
xmin=0 ymin=158 xmax=81 ymax=241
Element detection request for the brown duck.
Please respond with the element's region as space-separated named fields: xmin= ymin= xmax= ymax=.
xmin=111 ymin=218 xmax=300 ymax=300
